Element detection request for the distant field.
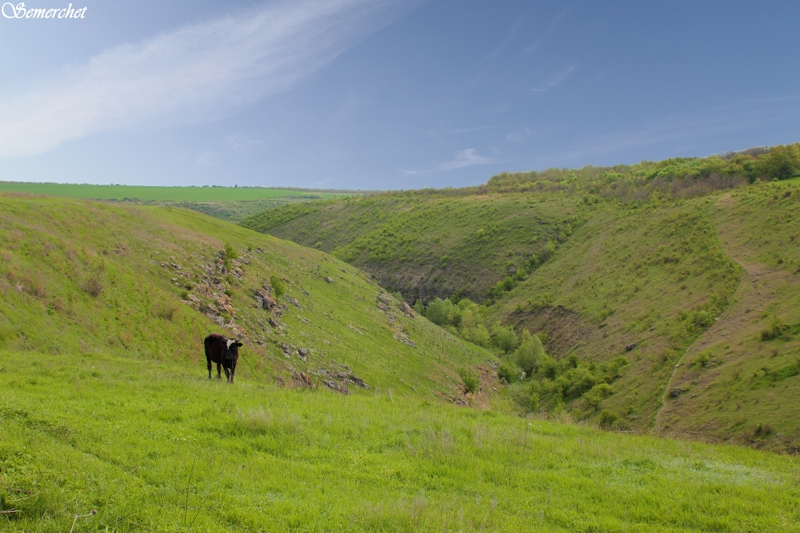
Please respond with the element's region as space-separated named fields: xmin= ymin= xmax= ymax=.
xmin=0 ymin=181 xmax=363 ymax=222
xmin=0 ymin=181 xmax=351 ymax=201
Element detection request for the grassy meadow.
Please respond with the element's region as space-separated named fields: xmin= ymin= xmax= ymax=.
xmin=3 ymin=349 xmax=800 ymax=532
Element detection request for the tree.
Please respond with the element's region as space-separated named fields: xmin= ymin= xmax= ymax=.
xmin=425 ymin=298 xmax=450 ymax=325
xmin=513 ymin=330 xmax=545 ymax=375
xmin=493 ymin=325 xmax=518 ymax=353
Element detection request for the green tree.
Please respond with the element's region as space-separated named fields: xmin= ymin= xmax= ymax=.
xmin=513 ymin=330 xmax=545 ymax=375
xmin=493 ymin=325 xmax=518 ymax=353
xmin=425 ymin=298 xmax=450 ymax=325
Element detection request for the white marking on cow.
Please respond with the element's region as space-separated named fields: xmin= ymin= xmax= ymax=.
xmin=226 ymin=339 xmax=235 ymax=349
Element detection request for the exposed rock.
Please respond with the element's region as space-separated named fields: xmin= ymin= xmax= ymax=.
xmin=285 ymin=295 xmax=301 ymax=308
xmin=298 ymin=348 xmax=308 ymax=361
xmin=401 ymin=302 xmax=415 ymax=317
xmin=625 ymin=343 xmax=638 ymax=352
xmin=255 ymin=289 xmax=276 ymax=310
xmin=293 ymin=371 xmax=315 ymax=389
xmin=268 ymin=317 xmax=281 ymax=328
xmin=669 ymin=387 xmax=688 ymax=399
xmin=281 ymin=342 xmax=291 ymax=354
xmin=393 ymin=331 xmax=416 ymax=348
xmin=325 ymin=277 xmax=334 ymax=283
xmin=322 ymin=380 xmax=348 ymax=394
xmin=346 ymin=324 xmax=364 ymax=335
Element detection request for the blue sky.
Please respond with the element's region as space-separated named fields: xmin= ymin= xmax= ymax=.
xmin=1 ymin=0 xmax=799 ymax=189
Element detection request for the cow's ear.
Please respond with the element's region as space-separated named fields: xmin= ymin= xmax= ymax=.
xmin=236 ymin=341 xmax=243 ymax=347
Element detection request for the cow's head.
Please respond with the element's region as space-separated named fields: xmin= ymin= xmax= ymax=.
xmin=225 ymin=339 xmax=243 ymax=361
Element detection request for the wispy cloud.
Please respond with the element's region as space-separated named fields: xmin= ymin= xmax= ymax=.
xmin=227 ymin=132 xmax=267 ymax=153
xmin=195 ymin=150 xmax=218 ymax=168
xmin=399 ymin=148 xmax=495 ymax=176
xmin=556 ymin=94 xmax=800 ymax=161
xmin=0 ymin=0 xmax=417 ymax=159
xmin=439 ymin=148 xmax=493 ymax=170
xmin=531 ymin=64 xmax=577 ymax=94
xmin=506 ymin=127 xmax=536 ymax=142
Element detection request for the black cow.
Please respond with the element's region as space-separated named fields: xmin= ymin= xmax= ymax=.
xmin=204 ymin=334 xmax=243 ymax=383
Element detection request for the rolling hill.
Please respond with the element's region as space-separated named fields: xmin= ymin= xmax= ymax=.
xmin=239 ymin=149 xmax=800 ymax=451
xmin=2 ymin=193 xmax=800 ymax=530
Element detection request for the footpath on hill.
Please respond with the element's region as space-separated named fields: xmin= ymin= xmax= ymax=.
xmin=655 ymin=192 xmax=800 ymax=450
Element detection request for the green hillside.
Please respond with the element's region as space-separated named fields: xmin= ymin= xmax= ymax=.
xmin=241 ymin=193 xmax=578 ymax=302
xmin=2 ymin=195 xmax=800 ymax=531
xmin=0 ymin=194 xmax=489 ymax=400
xmin=239 ymin=146 xmax=800 ymax=450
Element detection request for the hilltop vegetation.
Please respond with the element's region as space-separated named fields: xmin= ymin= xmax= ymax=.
xmin=240 ymin=144 xmax=800 ymax=450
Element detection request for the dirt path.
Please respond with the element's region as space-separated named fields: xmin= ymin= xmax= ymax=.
xmin=653 ymin=193 xmax=795 ymax=438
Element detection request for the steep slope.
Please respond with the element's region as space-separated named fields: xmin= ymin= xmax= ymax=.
xmin=0 ymin=194 xmax=491 ymax=400
xmin=656 ymin=180 xmax=800 ymax=450
xmin=241 ymin=193 xmax=578 ymax=302
xmin=487 ymin=200 xmax=741 ymax=430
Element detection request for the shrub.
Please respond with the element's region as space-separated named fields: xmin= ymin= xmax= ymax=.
xmin=599 ymin=410 xmax=618 ymax=428
xmin=80 ymin=266 xmax=104 ymax=297
xmin=760 ymin=318 xmax=791 ymax=341
xmin=540 ymin=355 xmax=560 ymax=379
xmin=224 ymin=243 xmax=239 ymax=260
xmin=497 ymin=361 xmax=521 ymax=384
xmin=584 ymin=383 xmax=613 ymax=410
xmin=510 ymin=381 xmax=540 ymax=412
xmin=493 ymin=325 xmax=518 ymax=353
xmin=270 ymin=274 xmax=285 ymax=299
xmin=458 ymin=368 xmax=480 ymax=394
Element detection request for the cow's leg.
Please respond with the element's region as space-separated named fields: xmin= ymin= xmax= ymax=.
xmin=217 ymin=362 xmax=222 ymax=379
xmin=224 ymin=366 xmax=231 ymax=383
xmin=229 ymin=365 xmax=235 ymax=384
xmin=207 ymin=357 xmax=212 ymax=379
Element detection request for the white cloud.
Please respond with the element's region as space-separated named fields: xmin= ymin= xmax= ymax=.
xmin=195 ymin=150 xmax=218 ymax=167
xmin=439 ymin=148 xmax=493 ymax=171
xmin=227 ymin=132 xmax=267 ymax=153
xmin=506 ymin=127 xmax=536 ymax=142
xmin=0 ymin=0 xmax=416 ymax=159
xmin=531 ymin=64 xmax=576 ymax=94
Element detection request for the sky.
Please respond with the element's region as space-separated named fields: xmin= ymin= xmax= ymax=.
xmin=1 ymin=0 xmax=799 ymax=190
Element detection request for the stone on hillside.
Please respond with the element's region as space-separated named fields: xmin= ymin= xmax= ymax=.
xmin=324 ymin=276 xmax=334 ymax=283
xmin=393 ymin=331 xmax=416 ymax=348
xmin=255 ymin=289 xmax=276 ymax=310
xmin=401 ymin=301 xmax=415 ymax=317
xmin=625 ymin=343 xmax=638 ymax=352
xmin=285 ymin=296 xmax=301 ymax=308
xmin=293 ymin=371 xmax=315 ymax=389
xmin=298 ymin=348 xmax=308 ymax=361
xmin=322 ymin=380 xmax=348 ymax=394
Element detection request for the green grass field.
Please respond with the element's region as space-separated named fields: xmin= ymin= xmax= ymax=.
xmin=2 ymin=349 xmax=800 ymax=532
xmin=0 ymin=182 xmax=351 ymax=202
xmin=0 ymin=182 xmax=358 ymax=223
